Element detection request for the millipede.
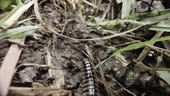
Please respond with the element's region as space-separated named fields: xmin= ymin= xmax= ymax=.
xmin=82 ymin=58 xmax=100 ymax=96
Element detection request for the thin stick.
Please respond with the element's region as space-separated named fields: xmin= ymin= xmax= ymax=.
xmin=78 ymin=24 xmax=149 ymax=41
xmin=9 ymin=87 xmax=69 ymax=95
xmin=106 ymin=75 xmax=137 ymax=96
xmin=137 ymin=31 xmax=164 ymax=61
xmin=135 ymin=61 xmax=170 ymax=71
xmin=98 ymin=59 xmax=117 ymax=96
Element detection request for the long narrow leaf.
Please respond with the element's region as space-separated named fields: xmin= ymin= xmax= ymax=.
xmin=95 ymin=36 xmax=170 ymax=69
xmin=157 ymin=71 xmax=170 ymax=84
xmin=0 ymin=25 xmax=41 ymax=40
xmin=0 ymin=1 xmax=22 ymax=25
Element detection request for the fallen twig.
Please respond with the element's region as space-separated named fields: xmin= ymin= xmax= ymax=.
xmin=136 ymin=61 xmax=170 ymax=71
xmin=9 ymin=87 xmax=69 ymax=96
xmin=106 ymin=74 xmax=137 ymax=96
xmin=137 ymin=31 xmax=164 ymax=61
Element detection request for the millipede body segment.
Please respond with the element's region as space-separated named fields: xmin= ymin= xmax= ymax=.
xmin=82 ymin=59 xmax=99 ymax=96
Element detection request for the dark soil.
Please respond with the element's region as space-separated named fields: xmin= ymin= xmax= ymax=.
xmin=0 ymin=0 xmax=170 ymax=96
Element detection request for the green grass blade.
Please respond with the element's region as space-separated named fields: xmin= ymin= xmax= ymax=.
xmin=149 ymin=26 xmax=170 ymax=32
xmin=0 ymin=1 xmax=23 ymax=25
xmin=157 ymin=71 xmax=170 ymax=84
xmin=0 ymin=25 xmax=41 ymax=40
xmin=95 ymin=36 xmax=170 ymax=69
xmin=148 ymin=20 xmax=170 ymax=32
xmin=126 ymin=9 xmax=170 ymax=20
